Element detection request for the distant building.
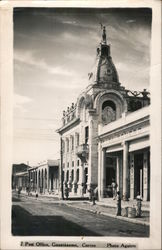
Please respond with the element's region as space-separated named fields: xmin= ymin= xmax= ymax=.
xmin=28 ymin=160 xmax=59 ymax=195
xmin=12 ymin=163 xmax=30 ymax=190
xmin=57 ymin=26 xmax=150 ymax=201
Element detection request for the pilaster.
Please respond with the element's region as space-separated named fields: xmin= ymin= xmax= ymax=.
xmin=143 ymin=151 xmax=149 ymax=201
xmin=101 ymin=147 xmax=106 ymax=198
xmin=130 ymin=152 xmax=135 ymax=200
xmin=116 ymin=156 xmax=120 ymax=192
xmin=123 ymin=141 xmax=129 ymax=200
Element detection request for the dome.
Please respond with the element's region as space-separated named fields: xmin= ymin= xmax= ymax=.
xmin=88 ymin=26 xmax=119 ymax=86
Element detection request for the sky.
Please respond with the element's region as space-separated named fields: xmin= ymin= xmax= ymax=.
xmin=13 ymin=8 xmax=152 ymax=166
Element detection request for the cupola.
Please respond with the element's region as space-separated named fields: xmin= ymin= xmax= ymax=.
xmin=89 ymin=26 xmax=119 ymax=86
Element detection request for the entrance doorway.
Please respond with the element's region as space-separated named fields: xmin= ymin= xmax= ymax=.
xmin=134 ymin=153 xmax=143 ymax=198
xmin=105 ymin=157 xmax=116 ymax=197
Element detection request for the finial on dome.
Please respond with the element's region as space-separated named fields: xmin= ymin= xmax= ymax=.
xmin=102 ymin=25 xmax=107 ymax=44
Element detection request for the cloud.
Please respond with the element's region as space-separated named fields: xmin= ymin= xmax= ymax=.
xmin=14 ymin=93 xmax=33 ymax=113
xmin=14 ymin=50 xmax=77 ymax=77
xmin=126 ymin=19 xmax=136 ymax=23
xmin=65 ymin=51 xmax=92 ymax=63
xmin=62 ymin=20 xmax=77 ymax=25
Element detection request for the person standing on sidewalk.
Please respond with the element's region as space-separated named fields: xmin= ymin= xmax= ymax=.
xmin=17 ymin=187 xmax=21 ymax=198
xmin=111 ymin=179 xmax=117 ymax=200
xmin=116 ymin=191 xmax=121 ymax=216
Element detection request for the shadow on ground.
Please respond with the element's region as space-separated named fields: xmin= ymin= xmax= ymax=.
xmin=12 ymin=205 xmax=101 ymax=236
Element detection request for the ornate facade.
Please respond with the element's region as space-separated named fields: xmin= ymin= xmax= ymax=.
xmin=57 ymin=26 xmax=150 ymax=201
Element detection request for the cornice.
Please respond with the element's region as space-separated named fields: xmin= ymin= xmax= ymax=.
xmin=57 ymin=118 xmax=80 ymax=135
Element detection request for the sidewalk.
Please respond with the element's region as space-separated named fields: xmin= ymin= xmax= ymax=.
xmin=66 ymin=201 xmax=149 ymax=226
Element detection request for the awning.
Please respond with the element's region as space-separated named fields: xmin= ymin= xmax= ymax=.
xmin=129 ymin=137 xmax=150 ymax=152
xmin=106 ymin=144 xmax=123 ymax=153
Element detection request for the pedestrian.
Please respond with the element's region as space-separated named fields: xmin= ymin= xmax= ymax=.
xmin=88 ymin=187 xmax=93 ymax=201
xmin=35 ymin=191 xmax=38 ymax=199
xmin=65 ymin=186 xmax=69 ymax=200
xmin=136 ymin=192 xmax=142 ymax=217
xmin=111 ymin=179 xmax=117 ymax=200
xmin=94 ymin=186 xmax=98 ymax=201
xmin=91 ymin=189 xmax=95 ymax=205
xmin=116 ymin=191 xmax=121 ymax=216
xmin=18 ymin=187 xmax=21 ymax=198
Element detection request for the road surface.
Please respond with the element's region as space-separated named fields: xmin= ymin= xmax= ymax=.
xmin=12 ymin=193 xmax=149 ymax=237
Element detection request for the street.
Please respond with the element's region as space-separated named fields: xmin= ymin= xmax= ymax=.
xmin=12 ymin=192 xmax=149 ymax=237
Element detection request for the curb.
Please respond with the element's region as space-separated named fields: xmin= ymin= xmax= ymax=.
xmin=96 ymin=201 xmax=150 ymax=212
xmin=66 ymin=204 xmax=149 ymax=226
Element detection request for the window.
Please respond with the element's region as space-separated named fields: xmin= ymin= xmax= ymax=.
xmin=71 ymin=136 xmax=74 ymax=150
xmin=67 ymin=139 xmax=69 ymax=152
xmin=77 ymin=159 xmax=80 ymax=166
xmin=102 ymin=100 xmax=116 ymax=124
xmin=102 ymin=100 xmax=116 ymax=110
xmin=71 ymin=170 xmax=74 ymax=182
xmin=67 ymin=162 xmax=69 ymax=168
xmin=85 ymin=168 xmax=88 ymax=184
xmin=66 ymin=170 xmax=69 ymax=182
xmin=77 ymin=133 xmax=80 ymax=146
xmin=62 ymin=171 xmax=64 ymax=181
xmin=85 ymin=126 xmax=89 ymax=144
xmin=72 ymin=161 xmax=74 ymax=168
xmin=77 ymin=169 xmax=79 ymax=182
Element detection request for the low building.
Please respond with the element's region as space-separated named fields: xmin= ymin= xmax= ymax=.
xmin=14 ymin=171 xmax=29 ymax=191
xmin=28 ymin=160 xmax=59 ymax=195
xmin=57 ymin=26 xmax=150 ymax=201
xmin=12 ymin=163 xmax=30 ymax=190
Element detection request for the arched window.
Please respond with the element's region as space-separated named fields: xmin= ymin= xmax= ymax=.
xmin=77 ymin=169 xmax=79 ymax=182
xmin=66 ymin=170 xmax=69 ymax=182
xmin=102 ymin=100 xmax=116 ymax=124
xmin=76 ymin=133 xmax=80 ymax=146
xmin=71 ymin=136 xmax=74 ymax=150
xmin=66 ymin=138 xmax=69 ymax=152
xmin=71 ymin=170 xmax=74 ymax=182
xmin=62 ymin=171 xmax=64 ymax=181
xmin=102 ymin=100 xmax=116 ymax=110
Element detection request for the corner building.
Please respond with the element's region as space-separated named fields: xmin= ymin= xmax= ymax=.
xmin=57 ymin=27 xmax=150 ymax=201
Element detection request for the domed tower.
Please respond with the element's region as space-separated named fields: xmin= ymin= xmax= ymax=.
xmin=90 ymin=26 xmax=120 ymax=87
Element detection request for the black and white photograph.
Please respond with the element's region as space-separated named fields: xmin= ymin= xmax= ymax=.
xmin=0 ymin=1 xmax=161 ymax=250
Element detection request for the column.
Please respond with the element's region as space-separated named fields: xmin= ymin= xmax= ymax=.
xmin=98 ymin=142 xmax=102 ymax=200
xmin=130 ymin=152 xmax=135 ymax=200
xmin=36 ymin=170 xmax=39 ymax=192
xmin=116 ymin=156 xmax=120 ymax=192
xmin=47 ymin=166 xmax=49 ymax=192
xmin=78 ymin=162 xmax=85 ymax=196
xmin=100 ymin=148 xmax=106 ymax=198
xmin=143 ymin=151 xmax=149 ymax=201
xmin=35 ymin=170 xmax=37 ymax=191
xmin=81 ymin=162 xmax=85 ymax=195
xmin=87 ymin=119 xmax=93 ymax=190
xmin=123 ymin=141 xmax=129 ymax=200
xmin=73 ymin=167 xmax=77 ymax=194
